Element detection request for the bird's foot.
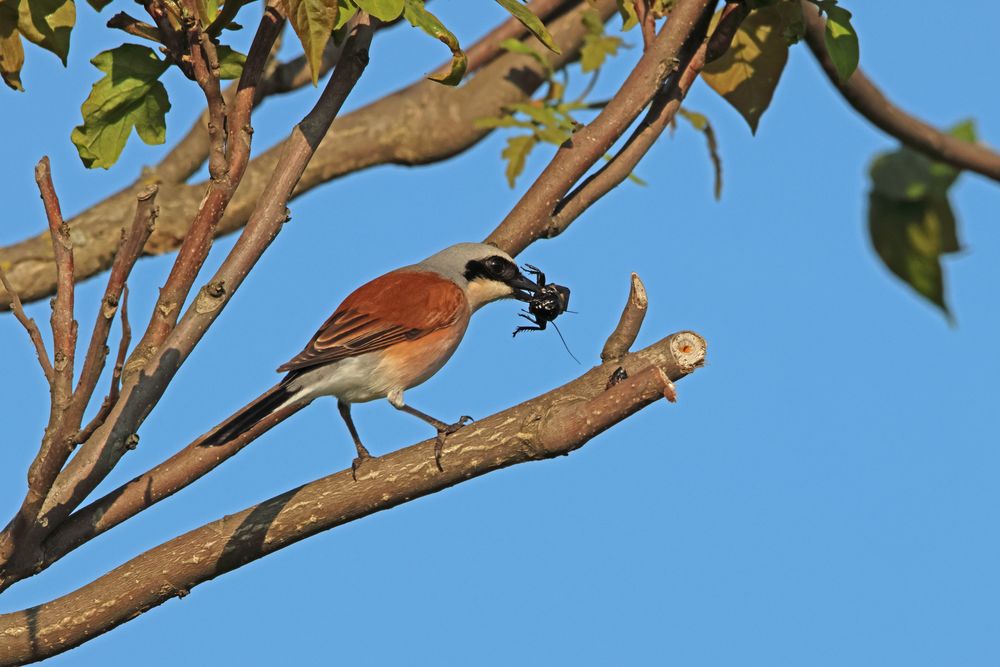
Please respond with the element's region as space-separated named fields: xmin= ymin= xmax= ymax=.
xmin=433 ymin=416 xmax=473 ymax=471
xmin=351 ymin=447 xmax=374 ymax=482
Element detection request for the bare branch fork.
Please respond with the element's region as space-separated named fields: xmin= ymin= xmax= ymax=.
xmin=0 ymin=0 xmax=289 ymax=581
xmin=0 ymin=270 xmax=706 ymax=663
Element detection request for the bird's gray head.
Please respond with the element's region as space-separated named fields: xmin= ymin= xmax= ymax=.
xmin=416 ymin=242 xmax=542 ymax=311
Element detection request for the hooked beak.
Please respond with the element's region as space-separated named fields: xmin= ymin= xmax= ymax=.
xmin=507 ymin=271 xmax=543 ymax=302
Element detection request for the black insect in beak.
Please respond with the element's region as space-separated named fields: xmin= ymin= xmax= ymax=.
xmin=507 ymin=270 xmax=545 ymax=302
xmin=511 ymin=265 xmax=571 ymax=333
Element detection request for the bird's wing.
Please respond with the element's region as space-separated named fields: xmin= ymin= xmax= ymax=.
xmin=277 ymin=269 xmax=467 ymax=373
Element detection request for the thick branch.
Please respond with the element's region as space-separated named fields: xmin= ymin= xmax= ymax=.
xmin=0 ymin=330 xmax=706 ymax=664
xmin=485 ymin=0 xmax=716 ymax=256
xmin=801 ymin=0 xmax=1000 ymax=183
xmin=0 ymin=0 xmax=604 ymax=310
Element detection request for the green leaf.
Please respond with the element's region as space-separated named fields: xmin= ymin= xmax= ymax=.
xmin=355 ymin=0 xmax=402 ymax=21
xmin=678 ymin=108 xmax=723 ymax=200
xmin=822 ymin=3 xmax=858 ymax=82
xmin=216 ymin=45 xmax=246 ymax=79
xmin=15 ymin=0 xmax=75 ymax=64
xmin=0 ymin=2 xmax=24 ymax=90
xmin=535 ymin=124 xmax=570 ymax=145
xmin=866 ymin=120 xmax=975 ymax=319
xmin=580 ymin=33 xmax=621 ymax=73
xmin=868 ymin=192 xmax=958 ymax=319
xmin=615 ymin=0 xmax=638 ymax=31
xmin=495 ymin=0 xmax=560 ymax=54
xmin=403 ymin=0 xmax=466 ymax=85
xmin=500 ymin=37 xmax=550 ymax=75
xmin=286 ymin=0 xmax=338 ymax=85
xmin=701 ymin=3 xmax=799 ymax=133
xmin=198 ymin=0 xmax=219 ymax=24
xmin=334 ymin=0 xmax=356 ymax=29
xmin=579 ymin=9 xmax=622 ymax=73
xmin=70 ymin=44 xmax=171 ymax=169
xmin=870 ymin=120 xmax=976 ymax=201
xmin=509 ymin=101 xmax=560 ymax=127
xmin=501 ymin=134 xmax=537 ymax=187
xmin=86 ymin=0 xmax=112 ymax=11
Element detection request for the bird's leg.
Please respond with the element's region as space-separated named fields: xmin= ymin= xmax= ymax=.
xmin=338 ymin=400 xmax=372 ymax=481
xmin=391 ymin=396 xmax=472 ymax=471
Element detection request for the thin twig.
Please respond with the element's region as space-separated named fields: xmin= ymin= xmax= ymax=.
xmin=106 ymin=12 xmax=163 ymax=43
xmin=634 ymin=0 xmax=656 ymax=50
xmin=76 ymin=285 xmax=133 ymax=445
xmin=35 ymin=157 xmax=75 ymax=400
xmin=72 ymin=186 xmax=158 ymax=434
xmin=206 ymin=0 xmax=251 ymax=36
xmin=0 ymin=265 xmax=53 ymax=382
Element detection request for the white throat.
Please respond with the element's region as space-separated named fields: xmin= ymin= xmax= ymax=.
xmin=465 ymin=278 xmax=513 ymax=312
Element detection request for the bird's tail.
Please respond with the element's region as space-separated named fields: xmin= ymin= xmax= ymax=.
xmin=199 ymin=380 xmax=301 ymax=447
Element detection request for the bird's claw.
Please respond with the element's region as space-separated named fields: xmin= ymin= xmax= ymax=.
xmin=434 ymin=416 xmax=474 ymax=471
xmin=351 ymin=451 xmax=372 ymax=482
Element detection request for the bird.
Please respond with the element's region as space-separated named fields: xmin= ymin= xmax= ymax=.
xmin=200 ymin=242 xmax=545 ymax=475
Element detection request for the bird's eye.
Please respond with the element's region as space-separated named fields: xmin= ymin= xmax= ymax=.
xmin=485 ymin=256 xmax=511 ymax=278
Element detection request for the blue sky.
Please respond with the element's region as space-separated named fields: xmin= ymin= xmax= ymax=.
xmin=2 ymin=1 xmax=999 ymax=664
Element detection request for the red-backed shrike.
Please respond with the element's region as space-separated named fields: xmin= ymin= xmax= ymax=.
xmin=202 ymin=243 xmax=544 ymax=471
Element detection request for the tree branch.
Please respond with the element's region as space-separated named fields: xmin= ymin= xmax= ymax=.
xmin=25 ymin=12 xmax=377 ymax=560
xmin=106 ymin=12 xmax=163 ymax=43
xmin=123 ymin=2 xmax=284 ymax=381
xmin=801 ymin=0 xmax=1000 ymax=183
xmin=0 ymin=4 xmax=284 ymax=582
xmin=0 ymin=159 xmax=80 ymax=582
xmin=550 ymin=1 xmax=744 ymax=233
xmin=71 ymin=187 xmax=158 ymax=439
xmin=35 ymin=157 xmax=75 ymax=406
xmin=0 ymin=323 xmax=706 ymax=664
xmin=0 ymin=266 xmax=52 ymax=382
xmin=0 ymin=0 xmax=602 ymax=310
xmin=601 ymin=272 xmax=648 ymax=361
xmin=485 ymin=0 xmax=717 ymax=256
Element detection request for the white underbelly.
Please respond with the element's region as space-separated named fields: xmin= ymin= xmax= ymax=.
xmin=285 ymin=353 xmax=391 ymax=404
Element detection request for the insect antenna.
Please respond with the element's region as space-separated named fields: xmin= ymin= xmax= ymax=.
xmin=550 ymin=320 xmax=580 ymax=364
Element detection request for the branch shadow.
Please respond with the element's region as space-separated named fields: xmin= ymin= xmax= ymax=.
xmin=215 ymin=493 xmax=294 ymax=575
